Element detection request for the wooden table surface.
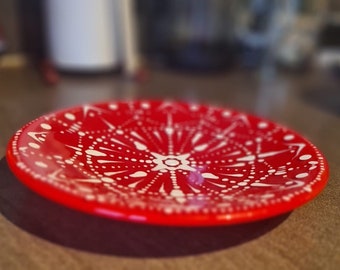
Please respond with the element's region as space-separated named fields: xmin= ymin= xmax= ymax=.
xmin=0 ymin=67 xmax=339 ymax=270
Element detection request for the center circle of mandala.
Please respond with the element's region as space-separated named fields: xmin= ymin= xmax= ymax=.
xmin=151 ymin=153 xmax=194 ymax=171
xmin=164 ymin=159 xmax=180 ymax=167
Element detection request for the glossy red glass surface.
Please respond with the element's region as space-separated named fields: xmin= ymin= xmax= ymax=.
xmin=6 ymin=100 xmax=329 ymax=226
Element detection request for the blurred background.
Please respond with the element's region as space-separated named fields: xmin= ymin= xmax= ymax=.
xmin=0 ymin=0 xmax=340 ymax=119
xmin=1 ymin=0 xmax=339 ymax=75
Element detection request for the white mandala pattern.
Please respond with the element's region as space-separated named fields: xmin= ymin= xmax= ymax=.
xmin=8 ymin=100 xmax=328 ymax=222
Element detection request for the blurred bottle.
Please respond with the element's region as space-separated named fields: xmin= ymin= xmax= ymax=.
xmin=45 ymin=0 xmax=119 ymax=72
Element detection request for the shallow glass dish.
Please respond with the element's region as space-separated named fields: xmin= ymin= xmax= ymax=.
xmin=6 ymin=100 xmax=329 ymax=226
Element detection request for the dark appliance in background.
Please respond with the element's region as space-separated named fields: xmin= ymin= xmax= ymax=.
xmin=136 ymin=0 xmax=238 ymax=71
xmin=317 ymin=0 xmax=340 ymax=76
xmin=18 ymin=0 xmax=46 ymax=63
xmin=17 ymin=0 xmax=58 ymax=84
xmin=0 ymin=25 xmax=6 ymax=55
xmin=236 ymin=0 xmax=277 ymax=69
xmin=136 ymin=0 xmax=285 ymax=71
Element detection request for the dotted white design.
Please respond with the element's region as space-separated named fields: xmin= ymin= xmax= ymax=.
xmin=9 ymin=101 xmax=328 ymax=220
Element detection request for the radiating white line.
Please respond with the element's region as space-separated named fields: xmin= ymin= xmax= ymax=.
xmin=225 ymin=150 xmax=241 ymax=156
xmin=131 ymin=131 xmax=145 ymax=141
xmin=208 ymin=141 xmax=227 ymax=153
xmin=221 ymin=173 xmax=244 ymax=177
xmin=101 ymin=118 xmax=115 ymax=129
xmin=222 ymin=162 xmax=246 ymax=167
xmin=258 ymin=150 xmax=288 ymax=158
xmin=191 ymin=132 xmax=203 ymax=144
xmin=97 ymin=160 xmax=124 ymax=164
xmin=111 ymin=137 xmax=129 ymax=147
xmin=250 ymin=183 xmax=278 ymax=187
xmin=104 ymin=170 xmax=128 ymax=176
xmin=237 ymin=155 xmax=256 ymax=162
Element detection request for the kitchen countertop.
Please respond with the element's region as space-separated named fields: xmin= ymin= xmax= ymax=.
xmin=0 ymin=67 xmax=339 ymax=270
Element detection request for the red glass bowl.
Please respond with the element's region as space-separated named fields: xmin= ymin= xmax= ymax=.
xmin=6 ymin=100 xmax=329 ymax=226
